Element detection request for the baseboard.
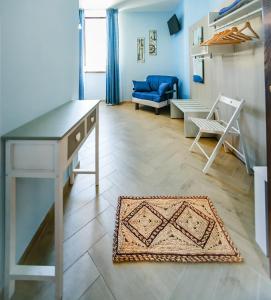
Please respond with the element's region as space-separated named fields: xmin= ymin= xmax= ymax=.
xmin=19 ymin=162 xmax=80 ymax=264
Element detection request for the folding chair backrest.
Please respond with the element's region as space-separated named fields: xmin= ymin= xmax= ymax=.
xmin=219 ymin=95 xmax=243 ymax=109
xmin=207 ymin=94 xmax=245 ymax=126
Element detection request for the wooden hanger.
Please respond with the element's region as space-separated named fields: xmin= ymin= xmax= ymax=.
xmin=238 ymin=21 xmax=260 ymax=39
xmin=201 ymin=24 xmax=258 ymax=46
xmin=213 ymin=27 xmax=250 ymax=44
xmin=231 ymin=27 xmax=252 ymax=41
xmin=223 ymin=27 xmax=251 ymax=41
xmin=200 ymin=21 xmax=259 ymax=47
xmin=202 ymin=29 xmax=243 ymax=46
xmin=201 ymin=31 xmax=232 ymax=46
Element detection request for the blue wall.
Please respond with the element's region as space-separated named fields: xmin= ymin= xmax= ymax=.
xmin=0 ymin=0 xmax=79 ymax=294
xmin=85 ymin=73 xmax=106 ymax=100
xmin=172 ymin=0 xmax=226 ymax=98
xmin=119 ymin=11 xmax=180 ymax=100
xmin=118 ymin=1 xmax=227 ymax=100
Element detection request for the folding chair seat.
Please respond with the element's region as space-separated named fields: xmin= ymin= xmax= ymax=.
xmin=190 ymin=118 xmax=226 ymax=134
xmin=189 ymin=95 xmax=250 ymax=174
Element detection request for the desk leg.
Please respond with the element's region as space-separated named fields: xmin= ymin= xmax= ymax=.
xmin=4 ymin=177 xmax=16 ymax=300
xmin=55 ymin=175 xmax=63 ymax=300
xmin=95 ymin=106 xmax=99 ymax=186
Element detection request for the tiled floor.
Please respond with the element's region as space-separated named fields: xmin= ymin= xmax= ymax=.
xmin=13 ymin=102 xmax=271 ymax=300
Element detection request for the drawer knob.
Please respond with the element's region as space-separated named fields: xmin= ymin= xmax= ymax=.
xmin=75 ymin=132 xmax=81 ymax=142
xmin=91 ymin=117 xmax=95 ymax=123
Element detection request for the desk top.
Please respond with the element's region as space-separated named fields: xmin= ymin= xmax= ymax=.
xmin=3 ymin=100 xmax=100 ymax=141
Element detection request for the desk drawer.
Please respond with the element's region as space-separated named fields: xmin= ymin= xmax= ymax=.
xmin=68 ymin=121 xmax=85 ymax=159
xmin=87 ymin=110 xmax=96 ymax=133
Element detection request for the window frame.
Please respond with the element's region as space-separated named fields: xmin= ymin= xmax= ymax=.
xmin=84 ymin=16 xmax=107 ymax=74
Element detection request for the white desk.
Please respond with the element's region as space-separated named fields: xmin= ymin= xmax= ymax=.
xmin=3 ymin=100 xmax=100 ymax=300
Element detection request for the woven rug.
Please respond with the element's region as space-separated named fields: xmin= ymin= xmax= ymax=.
xmin=113 ymin=196 xmax=243 ymax=263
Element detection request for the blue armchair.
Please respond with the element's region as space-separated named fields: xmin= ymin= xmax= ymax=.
xmin=132 ymin=75 xmax=179 ymax=114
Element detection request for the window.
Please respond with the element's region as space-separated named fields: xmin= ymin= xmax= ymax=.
xmin=84 ymin=10 xmax=107 ymax=73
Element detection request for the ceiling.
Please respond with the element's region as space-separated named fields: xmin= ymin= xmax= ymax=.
xmin=79 ymin=0 xmax=180 ymax=12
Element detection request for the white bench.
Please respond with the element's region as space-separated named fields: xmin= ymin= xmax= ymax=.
xmin=170 ymin=99 xmax=210 ymax=137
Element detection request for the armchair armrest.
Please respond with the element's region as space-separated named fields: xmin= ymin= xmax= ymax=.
xmin=165 ymin=89 xmax=175 ymax=95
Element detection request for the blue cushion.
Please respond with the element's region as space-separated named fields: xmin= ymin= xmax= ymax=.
xmin=218 ymin=0 xmax=250 ymax=18
xmin=219 ymin=0 xmax=241 ymax=15
xmin=158 ymin=83 xmax=170 ymax=96
xmin=146 ymin=75 xmax=178 ymax=91
xmin=132 ymin=91 xmax=163 ymax=103
xmin=132 ymin=80 xmax=151 ymax=92
xmin=193 ymin=75 xmax=204 ymax=83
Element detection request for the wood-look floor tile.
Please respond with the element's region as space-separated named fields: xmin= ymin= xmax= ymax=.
xmin=63 ymin=253 xmax=99 ymax=300
xmin=257 ymin=275 xmax=271 ymax=300
xmin=64 ymin=218 xmax=106 ymax=271
xmin=12 ymin=281 xmax=54 ymax=300
xmin=64 ymin=196 xmax=109 ymax=240
xmin=79 ymin=276 xmax=115 ymax=300
xmin=96 ymin=206 xmax=116 ymax=237
xmin=212 ymin=265 xmax=259 ymax=300
xmin=89 ymin=235 xmax=185 ymax=300
xmin=65 ymin=179 xmax=112 ymax=217
xmin=169 ymin=265 xmax=222 ymax=300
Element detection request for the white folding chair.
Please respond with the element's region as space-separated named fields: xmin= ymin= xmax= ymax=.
xmin=189 ymin=94 xmax=250 ymax=174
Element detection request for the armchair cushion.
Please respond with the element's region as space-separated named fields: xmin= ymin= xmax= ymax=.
xmin=158 ymin=83 xmax=170 ymax=96
xmin=132 ymin=75 xmax=179 ymax=104
xmin=132 ymin=91 xmax=162 ymax=103
xmin=132 ymin=80 xmax=151 ymax=92
xmin=146 ymin=75 xmax=178 ymax=91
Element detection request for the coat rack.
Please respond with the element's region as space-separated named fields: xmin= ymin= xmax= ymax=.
xmin=201 ymin=21 xmax=260 ymax=46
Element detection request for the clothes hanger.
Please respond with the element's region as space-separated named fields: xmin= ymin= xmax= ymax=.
xmin=213 ymin=27 xmax=250 ymax=44
xmin=200 ymin=21 xmax=259 ymax=47
xmin=203 ymin=29 xmax=243 ymax=45
xmin=238 ymin=21 xmax=260 ymax=39
xmin=223 ymin=27 xmax=250 ymax=41
xmin=201 ymin=30 xmax=236 ymax=46
xmin=231 ymin=27 xmax=252 ymax=41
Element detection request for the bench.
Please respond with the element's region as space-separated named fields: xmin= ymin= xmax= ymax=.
xmin=170 ymin=99 xmax=210 ymax=137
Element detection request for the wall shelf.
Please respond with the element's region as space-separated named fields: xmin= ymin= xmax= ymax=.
xmin=191 ymin=44 xmax=234 ymax=58
xmin=208 ymin=0 xmax=262 ymax=31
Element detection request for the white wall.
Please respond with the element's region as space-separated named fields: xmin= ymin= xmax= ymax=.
xmin=119 ymin=11 xmax=179 ymax=100
xmin=2 ymin=0 xmax=79 ymax=133
xmin=189 ymin=14 xmax=266 ymax=167
xmin=0 ymin=0 xmax=79 ymax=292
xmin=85 ymin=73 xmax=106 ymax=100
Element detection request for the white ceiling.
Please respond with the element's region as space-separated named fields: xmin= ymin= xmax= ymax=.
xmin=79 ymin=0 xmax=180 ymax=12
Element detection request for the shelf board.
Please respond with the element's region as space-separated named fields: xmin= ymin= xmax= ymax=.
xmin=209 ymin=0 xmax=262 ymax=30
xmin=10 ymin=265 xmax=55 ymax=281
xmin=191 ymin=45 xmax=234 ymax=58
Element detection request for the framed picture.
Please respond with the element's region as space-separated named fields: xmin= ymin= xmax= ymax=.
xmin=137 ymin=38 xmax=145 ymax=63
xmin=149 ymin=30 xmax=157 ymax=56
